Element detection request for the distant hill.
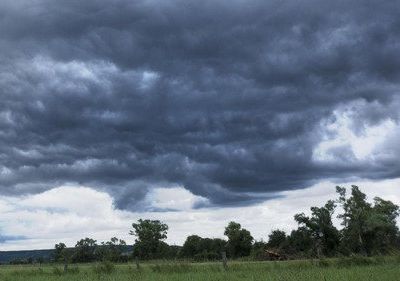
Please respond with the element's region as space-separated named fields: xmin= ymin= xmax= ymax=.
xmin=0 ymin=249 xmax=54 ymax=264
xmin=0 ymin=246 xmax=134 ymax=264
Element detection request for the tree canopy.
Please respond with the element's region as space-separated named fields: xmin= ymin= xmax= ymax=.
xmin=129 ymin=219 xmax=169 ymax=259
xmin=224 ymin=221 xmax=253 ymax=258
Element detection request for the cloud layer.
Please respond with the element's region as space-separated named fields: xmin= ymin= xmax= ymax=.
xmin=1 ymin=0 xmax=400 ymax=210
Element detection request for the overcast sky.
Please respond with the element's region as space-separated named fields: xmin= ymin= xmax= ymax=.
xmin=1 ymin=0 xmax=400 ymax=250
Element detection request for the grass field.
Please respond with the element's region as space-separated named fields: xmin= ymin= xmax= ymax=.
xmin=1 ymin=256 xmax=400 ymax=281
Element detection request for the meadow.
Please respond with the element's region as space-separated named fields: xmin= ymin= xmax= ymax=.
xmin=1 ymin=256 xmax=400 ymax=281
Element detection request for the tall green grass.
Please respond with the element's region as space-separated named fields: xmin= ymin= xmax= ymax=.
xmin=1 ymin=256 xmax=400 ymax=281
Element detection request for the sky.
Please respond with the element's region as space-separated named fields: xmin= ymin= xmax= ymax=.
xmin=1 ymin=0 xmax=400 ymax=250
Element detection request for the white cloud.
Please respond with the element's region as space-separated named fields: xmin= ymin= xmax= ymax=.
xmin=313 ymin=105 xmax=397 ymax=163
xmin=1 ymin=179 xmax=400 ymax=250
xmin=143 ymin=186 xmax=209 ymax=211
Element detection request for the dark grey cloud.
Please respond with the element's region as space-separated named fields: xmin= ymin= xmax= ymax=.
xmin=1 ymin=0 xmax=400 ymax=210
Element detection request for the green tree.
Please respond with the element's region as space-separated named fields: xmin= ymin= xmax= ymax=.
xmin=369 ymin=197 xmax=399 ymax=253
xmin=54 ymin=242 xmax=66 ymax=262
xmin=336 ymin=185 xmax=370 ymax=255
xmin=180 ymin=235 xmax=202 ymax=258
xmin=267 ymin=230 xmax=287 ymax=249
xmin=337 ymin=186 xmax=399 ymax=255
xmin=224 ymin=221 xmax=253 ymax=258
xmin=156 ymin=241 xmax=181 ymax=259
xmin=129 ymin=219 xmax=168 ymax=259
xmin=294 ymin=200 xmax=340 ymax=257
xmin=180 ymin=235 xmax=227 ymax=261
xmin=251 ymin=240 xmax=268 ymax=260
xmin=72 ymin=238 xmax=97 ymax=263
xmin=97 ymin=237 xmax=127 ymax=262
xmin=286 ymin=227 xmax=314 ymax=257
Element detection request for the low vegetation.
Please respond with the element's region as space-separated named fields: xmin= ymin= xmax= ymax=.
xmin=1 ymin=257 xmax=400 ymax=281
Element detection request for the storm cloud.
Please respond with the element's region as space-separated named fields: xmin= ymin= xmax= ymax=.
xmin=1 ymin=0 xmax=400 ymax=210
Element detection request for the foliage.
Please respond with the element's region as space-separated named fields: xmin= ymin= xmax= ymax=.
xmin=71 ymin=238 xmax=98 ymax=263
xmin=53 ymin=243 xmax=66 ymax=262
xmin=224 ymin=221 xmax=253 ymax=258
xmin=294 ymin=200 xmax=340 ymax=257
xmin=96 ymin=237 xmax=127 ymax=262
xmin=268 ymin=230 xmax=287 ymax=248
xmin=336 ymin=185 xmax=399 ymax=255
xmin=285 ymin=227 xmax=314 ymax=257
xmin=180 ymin=235 xmax=227 ymax=261
xmin=130 ymin=219 xmax=169 ymax=259
xmin=251 ymin=240 xmax=268 ymax=260
xmin=93 ymin=260 xmax=115 ymax=274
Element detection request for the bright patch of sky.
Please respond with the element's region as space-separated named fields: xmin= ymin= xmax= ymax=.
xmin=314 ymin=105 xmax=397 ymax=162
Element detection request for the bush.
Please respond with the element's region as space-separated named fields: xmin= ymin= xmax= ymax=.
xmin=316 ymin=258 xmax=330 ymax=267
xmin=52 ymin=267 xmax=63 ymax=276
xmin=68 ymin=266 xmax=80 ymax=274
xmin=93 ymin=261 xmax=115 ymax=274
xmin=336 ymin=255 xmax=374 ymax=267
xmin=151 ymin=264 xmax=162 ymax=273
xmin=193 ymin=251 xmax=220 ymax=262
xmin=150 ymin=263 xmax=194 ymax=273
xmin=52 ymin=266 xmax=79 ymax=275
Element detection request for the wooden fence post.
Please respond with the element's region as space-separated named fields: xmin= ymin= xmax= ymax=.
xmin=63 ymin=257 xmax=68 ymax=273
xmin=135 ymin=256 xmax=140 ymax=270
xmin=221 ymin=251 xmax=228 ymax=270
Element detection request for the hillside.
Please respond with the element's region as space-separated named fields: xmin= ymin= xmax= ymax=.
xmin=0 ymin=249 xmax=54 ymax=264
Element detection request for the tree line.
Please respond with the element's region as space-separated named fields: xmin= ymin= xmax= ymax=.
xmin=50 ymin=185 xmax=399 ymax=263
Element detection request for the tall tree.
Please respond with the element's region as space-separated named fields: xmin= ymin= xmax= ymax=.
xmin=294 ymin=200 xmax=340 ymax=257
xmin=54 ymin=242 xmax=66 ymax=262
xmin=368 ymin=197 xmax=399 ymax=253
xmin=180 ymin=235 xmax=202 ymax=258
xmin=286 ymin=227 xmax=314 ymax=257
xmin=129 ymin=219 xmax=168 ymax=259
xmin=336 ymin=185 xmax=370 ymax=255
xmin=224 ymin=221 xmax=253 ymax=258
xmin=267 ymin=230 xmax=287 ymax=249
xmin=337 ymin=186 xmax=399 ymax=255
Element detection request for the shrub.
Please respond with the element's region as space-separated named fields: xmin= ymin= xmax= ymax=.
xmin=93 ymin=261 xmax=115 ymax=274
xmin=52 ymin=266 xmax=79 ymax=275
xmin=52 ymin=267 xmax=63 ymax=276
xmin=68 ymin=266 xmax=80 ymax=274
xmin=150 ymin=263 xmax=194 ymax=273
xmin=336 ymin=255 xmax=374 ymax=267
xmin=316 ymin=258 xmax=330 ymax=267
xmin=151 ymin=264 xmax=162 ymax=273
